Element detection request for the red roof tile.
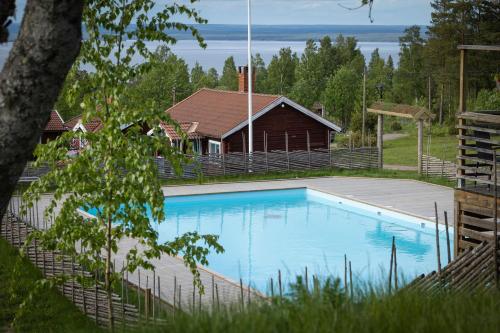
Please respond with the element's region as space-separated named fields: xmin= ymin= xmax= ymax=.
xmin=166 ymin=88 xmax=280 ymax=138
xmin=44 ymin=111 xmax=66 ymax=132
xmin=160 ymin=121 xmax=202 ymax=140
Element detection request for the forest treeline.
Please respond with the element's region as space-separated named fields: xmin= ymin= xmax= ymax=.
xmin=56 ymin=0 xmax=499 ymax=132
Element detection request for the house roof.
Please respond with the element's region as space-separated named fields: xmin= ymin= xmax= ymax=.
xmin=44 ymin=111 xmax=66 ymax=132
xmin=166 ymin=88 xmax=341 ymax=139
xmin=160 ymin=121 xmax=203 ymax=140
xmin=64 ymin=115 xmax=103 ymax=132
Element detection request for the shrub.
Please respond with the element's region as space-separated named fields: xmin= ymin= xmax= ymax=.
xmin=390 ymin=121 xmax=402 ymax=132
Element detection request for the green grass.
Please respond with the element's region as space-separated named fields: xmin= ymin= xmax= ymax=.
xmin=137 ymin=280 xmax=500 ymax=333
xmin=384 ymin=124 xmax=456 ymax=166
xmin=161 ymin=167 xmax=455 ymax=188
xmin=0 ymin=238 xmax=99 ymax=333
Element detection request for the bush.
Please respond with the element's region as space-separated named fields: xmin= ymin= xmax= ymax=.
xmin=390 ymin=121 xmax=402 ymax=132
xmin=350 ymin=111 xmax=377 ymax=133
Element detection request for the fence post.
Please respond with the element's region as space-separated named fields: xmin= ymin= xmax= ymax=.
xmin=328 ymin=130 xmax=332 ymax=168
xmin=307 ymin=130 xmax=311 ymax=169
xmin=285 ymin=132 xmax=290 ymax=171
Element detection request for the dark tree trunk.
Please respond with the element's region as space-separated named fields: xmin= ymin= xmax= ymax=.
xmin=0 ymin=0 xmax=83 ymax=219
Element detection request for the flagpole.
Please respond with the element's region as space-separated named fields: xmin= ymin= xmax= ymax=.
xmin=247 ymin=0 xmax=253 ymax=154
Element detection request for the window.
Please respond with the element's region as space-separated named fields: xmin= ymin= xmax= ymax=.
xmin=209 ymin=140 xmax=221 ymax=155
xmin=193 ymin=139 xmax=202 ymax=155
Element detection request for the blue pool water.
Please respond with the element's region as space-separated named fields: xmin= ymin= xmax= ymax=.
xmin=156 ymin=188 xmax=452 ymax=292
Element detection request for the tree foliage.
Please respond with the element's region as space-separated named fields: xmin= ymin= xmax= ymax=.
xmin=23 ymin=0 xmax=223 ymax=329
xmin=322 ymin=64 xmax=361 ymax=128
xmin=219 ymin=56 xmax=238 ymax=91
xmin=266 ymin=47 xmax=298 ymax=96
xmin=125 ymin=46 xmax=192 ymax=110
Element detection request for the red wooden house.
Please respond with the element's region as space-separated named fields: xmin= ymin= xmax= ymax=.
xmin=164 ymin=66 xmax=341 ymax=154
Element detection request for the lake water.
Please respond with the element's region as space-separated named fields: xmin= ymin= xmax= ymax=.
xmin=0 ymin=39 xmax=399 ymax=73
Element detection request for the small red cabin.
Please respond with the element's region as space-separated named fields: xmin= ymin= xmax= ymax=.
xmin=164 ymin=66 xmax=341 ymax=155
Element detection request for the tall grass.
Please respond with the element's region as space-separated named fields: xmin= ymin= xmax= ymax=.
xmin=136 ymin=277 xmax=500 ymax=333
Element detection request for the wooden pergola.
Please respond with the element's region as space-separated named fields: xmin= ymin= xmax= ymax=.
xmin=368 ymin=102 xmax=434 ymax=172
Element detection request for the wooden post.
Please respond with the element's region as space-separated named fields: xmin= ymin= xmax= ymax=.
xmin=428 ymin=75 xmax=432 ymax=113
xmin=145 ymin=288 xmax=151 ymax=321
xmin=393 ymin=238 xmax=398 ymax=290
xmin=211 ymin=275 xmax=215 ymax=309
xmin=285 ymin=132 xmax=290 ymax=171
xmin=157 ymin=276 xmax=161 ymax=318
xmin=494 ymin=149 xmax=499 ymax=288
xmin=377 ymin=114 xmax=384 ymax=169
xmin=328 ymin=131 xmax=332 ymax=167
xmin=344 ymin=254 xmax=348 ymax=297
xmin=417 ymin=119 xmax=424 ymax=174
xmin=307 ymin=130 xmax=311 ymax=168
xmin=239 ymin=278 xmax=244 ymax=311
xmin=215 ymin=283 xmax=220 ymax=312
xmin=362 ymin=67 xmax=367 ymax=146
xmin=457 ymin=49 xmax=466 ymax=188
xmin=458 ymin=49 xmax=466 ymax=115
xmin=349 ymin=261 xmax=353 ymax=299
xmin=444 ymin=211 xmax=452 ymax=264
xmin=305 ymin=266 xmax=308 ymax=293
xmin=388 ymin=237 xmax=394 ymax=293
xmin=278 ymin=270 xmax=283 ymax=301
xmin=434 ymin=202 xmax=442 ymax=274
xmin=270 ymin=278 xmax=274 ymax=298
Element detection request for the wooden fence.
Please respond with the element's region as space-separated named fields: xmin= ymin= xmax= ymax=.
xmin=1 ymin=197 xmax=139 ymax=329
xmin=422 ymin=154 xmax=457 ymax=180
xmin=407 ymin=240 xmax=499 ymax=292
xmin=156 ymin=147 xmax=379 ymax=180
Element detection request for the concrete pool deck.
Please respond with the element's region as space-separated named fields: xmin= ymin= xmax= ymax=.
xmin=161 ymin=177 xmax=454 ymax=223
xmin=11 ymin=176 xmax=454 ymax=311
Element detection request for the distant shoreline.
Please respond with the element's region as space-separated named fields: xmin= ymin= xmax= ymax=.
xmin=5 ymin=23 xmax=424 ymax=43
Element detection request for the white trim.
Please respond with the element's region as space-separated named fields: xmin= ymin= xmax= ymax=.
xmin=53 ymin=110 xmax=65 ymax=124
xmin=221 ymin=96 xmax=342 ymax=139
xmin=208 ymin=139 xmax=221 ymax=155
xmin=72 ymin=121 xmax=87 ymax=133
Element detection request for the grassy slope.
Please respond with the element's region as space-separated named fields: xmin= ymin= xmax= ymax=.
xmin=0 ymin=238 xmax=99 ymax=333
xmin=384 ymin=124 xmax=456 ymax=166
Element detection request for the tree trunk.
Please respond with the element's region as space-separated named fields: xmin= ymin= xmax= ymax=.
xmin=106 ymin=216 xmax=114 ymax=331
xmin=0 ymin=0 xmax=83 ymax=219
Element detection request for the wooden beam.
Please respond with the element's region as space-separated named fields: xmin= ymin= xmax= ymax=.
xmin=458 ymin=112 xmax=500 ymax=124
xmin=457 ymin=45 xmax=500 ymax=52
xmin=367 ymin=108 xmax=414 ymax=119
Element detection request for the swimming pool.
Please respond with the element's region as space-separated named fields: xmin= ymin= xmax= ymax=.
xmin=157 ymin=188 xmax=452 ymax=292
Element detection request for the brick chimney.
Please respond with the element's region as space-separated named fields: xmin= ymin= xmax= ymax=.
xmin=238 ymin=65 xmax=256 ymax=93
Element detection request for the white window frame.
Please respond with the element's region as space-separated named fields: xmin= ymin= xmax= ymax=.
xmin=208 ymin=140 xmax=221 ymax=155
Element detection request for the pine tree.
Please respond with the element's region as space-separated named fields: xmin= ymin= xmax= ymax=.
xmin=219 ymin=56 xmax=238 ymax=91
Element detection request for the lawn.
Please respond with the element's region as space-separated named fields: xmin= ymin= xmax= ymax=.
xmin=0 ymin=238 xmax=99 ymax=333
xmin=384 ymin=124 xmax=456 ymax=167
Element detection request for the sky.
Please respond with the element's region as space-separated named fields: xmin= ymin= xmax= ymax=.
xmin=190 ymin=0 xmax=433 ymax=25
xmin=13 ymin=0 xmax=432 ymax=26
